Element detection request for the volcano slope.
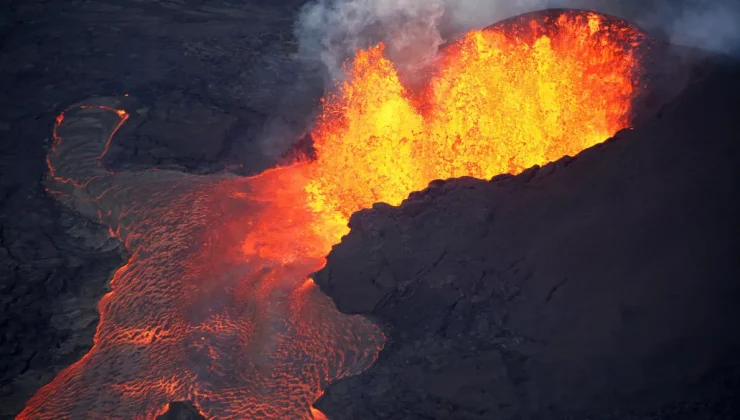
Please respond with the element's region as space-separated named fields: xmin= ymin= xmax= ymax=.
xmin=313 ymin=61 xmax=740 ymax=419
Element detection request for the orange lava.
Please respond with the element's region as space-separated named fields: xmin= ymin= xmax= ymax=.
xmin=21 ymin=10 xmax=644 ymax=420
xmin=305 ymin=11 xmax=643 ymax=238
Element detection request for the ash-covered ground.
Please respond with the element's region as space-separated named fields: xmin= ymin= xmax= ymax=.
xmin=1 ymin=0 xmax=739 ymax=419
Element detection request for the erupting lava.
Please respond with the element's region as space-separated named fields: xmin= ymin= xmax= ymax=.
xmin=21 ymin=10 xmax=644 ymax=419
xmin=306 ymin=10 xmax=643 ymax=234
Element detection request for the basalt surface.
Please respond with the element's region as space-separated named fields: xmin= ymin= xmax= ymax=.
xmin=314 ymin=62 xmax=740 ymax=419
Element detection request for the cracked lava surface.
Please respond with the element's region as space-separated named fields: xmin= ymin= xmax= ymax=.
xmin=19 ymin=10 xmax=644 ymax=419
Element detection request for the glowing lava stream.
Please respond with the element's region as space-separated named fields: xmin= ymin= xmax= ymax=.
xmin=20 ymin=10 xmax=644 ymax=419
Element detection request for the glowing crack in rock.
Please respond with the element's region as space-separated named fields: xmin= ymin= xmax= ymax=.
xmin=20 ymin=10 xmax=644 ymax=419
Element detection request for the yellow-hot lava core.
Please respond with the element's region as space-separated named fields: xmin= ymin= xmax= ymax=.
xmin=305 ymin=11 xmax=643 ymax=245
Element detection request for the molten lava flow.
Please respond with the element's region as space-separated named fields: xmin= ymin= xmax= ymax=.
xmin=20 ymin=10 xmax=644 ymax=420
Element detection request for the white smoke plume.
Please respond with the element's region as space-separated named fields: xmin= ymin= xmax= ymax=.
xmin=637 ymin=0 xmax=740 ymax=53
xmin=295 ymin=0 xmax=447 ymax=82
xmin=295 ymin=0 xmax=740 ymax=82
xmin=294 ymin=0 xmax=557 ymax=81
xmin=561 ymin=0 xmax=740 ymax=54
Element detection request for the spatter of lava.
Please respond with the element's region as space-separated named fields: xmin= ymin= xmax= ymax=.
xmin=20 ymin=10 xmax=644 ymax=420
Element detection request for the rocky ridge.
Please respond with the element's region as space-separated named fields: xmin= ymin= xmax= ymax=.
xmin=314 ymin=62 xmax=740 ymax=419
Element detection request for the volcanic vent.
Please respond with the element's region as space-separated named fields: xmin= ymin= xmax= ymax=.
xmin=21 ymin=9 xmax=646 ymax=419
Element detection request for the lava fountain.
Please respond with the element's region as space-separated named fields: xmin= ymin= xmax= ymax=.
xmin=20 ymin=9 xmax=645 ymax=419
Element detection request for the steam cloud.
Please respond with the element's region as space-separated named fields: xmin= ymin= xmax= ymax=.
xmin=295 ymin=0 xmax=448 ymax=82
xmin=295 ymin=0 xmax=740 ymax=81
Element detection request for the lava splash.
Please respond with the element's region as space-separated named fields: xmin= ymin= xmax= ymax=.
xmin=20 ymin=9 xmax=644 ymax=420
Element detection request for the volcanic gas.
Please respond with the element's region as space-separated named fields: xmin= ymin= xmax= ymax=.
xmin=20 ymin=9 xmax=645 ymax=419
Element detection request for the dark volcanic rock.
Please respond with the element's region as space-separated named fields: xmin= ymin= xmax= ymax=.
xmin=107 ymin=91 xmax=239 ymax=172
xmin=157 ymin=402 xmax=207 ymax=420
xmin=0 ymin=191 xmax=125 ymax=419
xmin=313 ymin=63 xmax=740 ymax=419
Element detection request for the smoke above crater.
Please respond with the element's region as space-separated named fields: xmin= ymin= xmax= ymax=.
xmin=295 ymin=0 xmax=740 ymax=82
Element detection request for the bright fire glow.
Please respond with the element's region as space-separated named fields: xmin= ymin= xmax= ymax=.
xmin=21 ymin=10 xmax=644 ymax=419
xmin=305 ymin=11 xmax=642 ymax=244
